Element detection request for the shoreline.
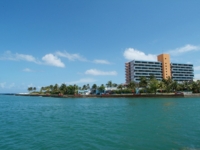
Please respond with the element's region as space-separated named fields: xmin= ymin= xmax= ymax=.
xmin=13 ymin=93 xmax=199 ymax=98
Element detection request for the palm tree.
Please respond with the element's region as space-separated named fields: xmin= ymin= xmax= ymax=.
xmin=92 ymin=84 xmax=97 ymax=94
xmin=117 ymin=84 xmax=123 ymax=94
xmin=196 ymin=80 xmax=200 ymax=93
xmin=74 ymin=84 xmax=78 ymax=94
xmin=149 ymin=74 xmax=156 ymax=80
xmin=127 ymin=81 xmax=136 ymax=93
xmin=183 ymin=81 xmax=192 ymax=92
xmin=53 ymin=84 xmax=59 ymax=93
xmin=33 ymin=87 xmax=36 ymax=92
xmin=92 ymin=84 xmax=97 ymax=90
xmin=82 ymin=85 xmax=87 ymax=90
xmin=162 ymin=77 xmax=173 ymax=93
xmin=192 ymin=81 xmax=198 ymax=93
xmin=158 ymin=81 xmax=165 ymax=93
xmin=28 ymin=87 xmax=33 ymax=93
xmin=139 ymin=76 xmax=148 ymax=92
xmin=49 ymin=85 xmax=54 ymax=93
xmin=59 ymin=83 xmax=67 ymax=94
xmin=171 ymin=81 xmax=178 ymax=92
xmin=98 ymin=84 xmax=105 ymax=93
xmin=66 ymin=85 xmax=74 ymax=95
xmin=106 ymin=80 xmax=112 ymax=90
xmin=148 ymin=78 xmax=159 ymax=94
xmin=40 ymin=87 xmax=44 ymax=93
xmin=112 ymin=83 xmax=118 ymax=87
xmin=86 ymin=84 xmax=90 ymax=90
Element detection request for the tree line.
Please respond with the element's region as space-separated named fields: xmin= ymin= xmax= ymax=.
xmin=27 ymin=76 xmax=200 ymax=95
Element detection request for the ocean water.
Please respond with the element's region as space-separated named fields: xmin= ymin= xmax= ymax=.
xmin=0 ymin=95 xmax=200 ymax=150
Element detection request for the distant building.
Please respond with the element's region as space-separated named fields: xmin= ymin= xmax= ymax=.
xmin=171 ymin=63 xmax=194 ymax=82
xmin=78 ymin=90 xmax=91 ymax=95
xmin=125 ymin=54 xmax=194 ymax=83
xmin=126 ymin=60 xmax=162 ymax=82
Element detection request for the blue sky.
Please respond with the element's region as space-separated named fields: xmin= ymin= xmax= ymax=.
xmin=1 ymin=0 xmax=200 ymax=93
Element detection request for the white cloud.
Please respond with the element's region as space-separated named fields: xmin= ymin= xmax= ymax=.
xmin=0 ymin=51 xmax=39 ymax=63
xmin=123 ymin=48 xmax=157 ymax=61
xmin=55 ymin=51 xmax=87 ymax=61
xmin=23 ymin=68 xmax=34 ymax=72
xmin=42 ymin=54 xmax=65 ymax=68
xmin=194 ymin=66 xmax=200 ymax=71
xmin=93 ymin=59 xmax=111 ymax=64
xmin=0 ymin=51 xmax=15 ymax=60
xmin=0 ymin=82 xmax=6 ymax=88
xmin=66 ymin=78 xmax=96 ymax=84
xmin=1 ymin=51 xmax=65 ymax=68
xmin=85 ymin=69 xmax=117 ymax=76
xmin=16 ymin=53 xmax=38 ymax=63
xmin=168 ymin=44 xmax=200 ymax=55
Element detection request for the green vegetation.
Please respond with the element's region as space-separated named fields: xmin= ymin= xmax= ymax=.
xmin=28 ymin=77 xmax=200 ymax=95
xmin=27 ymin=87 xmax=37 ymax=93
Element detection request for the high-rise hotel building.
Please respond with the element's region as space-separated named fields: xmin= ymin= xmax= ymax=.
xmin=125 ymin=54 xmax=194 ymax=83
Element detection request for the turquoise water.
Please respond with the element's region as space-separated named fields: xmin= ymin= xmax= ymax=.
xmin=0 ymin=95 xmax=200 ymax=150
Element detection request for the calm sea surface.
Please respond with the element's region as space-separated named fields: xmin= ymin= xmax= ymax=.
xmin=0 ymin=95 xmax=200 ymax=150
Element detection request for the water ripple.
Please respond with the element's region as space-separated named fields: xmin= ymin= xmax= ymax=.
xmin=0 ymin=96 xmax=200 ymax=149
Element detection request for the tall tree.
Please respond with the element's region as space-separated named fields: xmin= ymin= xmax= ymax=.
xmin=192 ymin=81 xmax=199 ymax=93
xmin=171 ymin=81 xmax=178 ymax=92
xmin=74 ymin=84 xmax=78 ymax=94
xmin=127 ymin=81 xmax=136 ymax=92
xmin=148 ymin=79 xmax=159 ymax=94
xmin=98 ymin=84 xmax=105 ymax=93
xmin=183 ymin=81 xmax=192 ymax=91
xmin=92 ymin=84 xmax=97 ymax=90
xmin=197 ymin=80 xmax=200 ymax=93
xmin=92 ymin=84 xmax=97 ymax=94
xmin=112 ymin=83 xmax=118 ymax=88
xmin=86 ymin=84 xmax=90 ymax=90
xmin=28 ymin=87 xmax=33 ymax=93
xmin=158 ymin=81 xmax=165 ymax=93
xmin=66 ymin=85 xmax=75 ymax=95
xmin=33 ymin=87 xmax=36 ymax=92
xmin=117 ymin=84 xmax=123 ymax=94
xmin=44 ymin=86 xmax=50 ymax=93
xmin=162 ymin=77 xmax=173 ymax=93
xmin=53 ymin=84 xmax=59 ymax=93
xmin=139 ymin=76 xmax=148 ymax=92
xmin=40 ymin=87 xmax=44 ymax=93
xmin=106 ymin=80 xmax=112 ymax=90
xmin=149 ymin=74 xmax=156 ymax=80
xmin=82 ymin=85 xmax=87 ymax=90
xmin=59 ymin=83 xmax=67 ymax=94
xmin=49 ymin=85 xmax=54 ymax=92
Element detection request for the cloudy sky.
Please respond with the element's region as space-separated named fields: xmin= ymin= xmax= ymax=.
xmin=1 ymin=0 xmax=200 ymax=93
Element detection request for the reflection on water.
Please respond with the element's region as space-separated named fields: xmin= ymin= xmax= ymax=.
xmin=163 ymin=102 xmax=175 ymax=107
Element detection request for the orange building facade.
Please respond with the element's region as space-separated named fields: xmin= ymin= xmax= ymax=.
xmin=157 ymin=54 xmax=171 ymax=79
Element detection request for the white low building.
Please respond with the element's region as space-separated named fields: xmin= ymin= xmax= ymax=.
xmin=78 ymin=90 xmax=91 ymax=95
